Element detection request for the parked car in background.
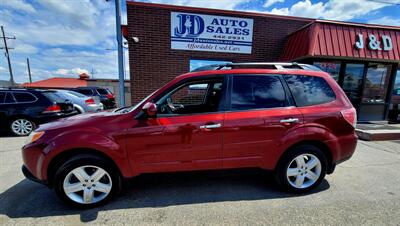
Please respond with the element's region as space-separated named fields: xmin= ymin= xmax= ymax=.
xmin=22 ymin=63 xmax=358 ymax=207
xmin=70 ymin=87 xmax=116 ymax=109
xmin=54 ymin=90 xmax=103 ymax=113
xmin=0 ymin=88 xmax=77 ymax=136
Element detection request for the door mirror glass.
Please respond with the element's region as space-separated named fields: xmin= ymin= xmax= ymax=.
xmin=142 ymin=102 xmax=157 ymax=118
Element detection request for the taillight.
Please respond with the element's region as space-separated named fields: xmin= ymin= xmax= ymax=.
xmin=43 ymin=105 xmax=61 ymax=113
xmin=106 ymin=93 xmax=114 ymax=99
xmin=341 ymin=108 xmax=357 ymax=128
xmin=85 ymin=98 xmax=95 ymax=105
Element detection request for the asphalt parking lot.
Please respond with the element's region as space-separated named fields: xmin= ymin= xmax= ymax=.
xmin=0 ymin=137 xmax=399 ymax=225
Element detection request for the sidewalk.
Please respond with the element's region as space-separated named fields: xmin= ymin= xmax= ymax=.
xmin=356 ymin=122 xmax=400 ymax=141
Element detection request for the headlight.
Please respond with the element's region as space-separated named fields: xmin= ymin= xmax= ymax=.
xmin=25 ymin=131 xmax=45 ymax=145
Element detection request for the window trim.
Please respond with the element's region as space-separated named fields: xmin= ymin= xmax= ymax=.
xmin=0 ymin=91 xmax=38 ymax=104
xmin=143 ymin=75 xmax=228 ymax=118
xmin=226 ymin=74 xmax=292 ymax=113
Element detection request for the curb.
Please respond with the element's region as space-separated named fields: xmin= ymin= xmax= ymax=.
xmin=356 ymin=129 xmax=400 ymax=141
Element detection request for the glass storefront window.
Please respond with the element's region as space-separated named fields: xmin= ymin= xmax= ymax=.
xmin=362 ymin=64 xmax=392 ymax=104
xmin=392 ymin=70 xmax=400 ymax=98
xmin=342 ymin=64 xmax=364 ymax=108
xmin=389 ymin=70 xmax=400 ymax=122
xmin=313 ymin=62 xmax=341 ymax=82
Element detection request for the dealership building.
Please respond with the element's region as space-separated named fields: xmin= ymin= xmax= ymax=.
xmin=125 ymin=1 xmax=400 ymax=122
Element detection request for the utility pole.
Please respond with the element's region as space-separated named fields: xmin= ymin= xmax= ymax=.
xmin=91 ymin=67 xmax=95 ymax=79
xmin=1 ymin=26 xmax=16 ymax=85
xmin=27 ymin=58 xmax=32 ymax=83
xmin=115 ymin=0 xmax=125 ymax=107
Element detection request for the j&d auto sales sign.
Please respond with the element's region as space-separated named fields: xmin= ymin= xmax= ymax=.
xmin=171 ymin=12 xmax=254 ymax=54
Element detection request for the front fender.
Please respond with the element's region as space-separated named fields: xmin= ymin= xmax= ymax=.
xmin=37 ymin=128 xmax=132 ymax=180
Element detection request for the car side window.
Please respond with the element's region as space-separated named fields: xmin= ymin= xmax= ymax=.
xmin=283 ymin=75 xmax=336 ymax=107
xmin=157 ymin=79 xmax=224 ymax=115
xmin=0 ymin=92 xmax=5 ymax=104
xmin=5 ymin=93 xmax=15 ymax=103
xmin=231 ymin=75 xmax=286 ymax=111
xmin=12 ymin=92 xmax=37 ymax=103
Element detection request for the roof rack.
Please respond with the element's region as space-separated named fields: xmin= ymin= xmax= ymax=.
xmin=191 ymin=62 xmax=322 ymax=72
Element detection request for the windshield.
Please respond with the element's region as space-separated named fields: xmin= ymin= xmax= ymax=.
xmin=115 ymin=89 xmax=159 ymax=113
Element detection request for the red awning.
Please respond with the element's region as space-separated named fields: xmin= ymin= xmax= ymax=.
xmin=281 ymin=21 xmax=400 ymax=62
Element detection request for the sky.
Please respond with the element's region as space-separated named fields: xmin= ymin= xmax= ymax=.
xmin=0 ymin=0 xmax=399 ymax=84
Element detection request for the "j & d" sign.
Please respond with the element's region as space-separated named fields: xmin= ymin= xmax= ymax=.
xmin=354 ymin=34 xmax=393 ymax=51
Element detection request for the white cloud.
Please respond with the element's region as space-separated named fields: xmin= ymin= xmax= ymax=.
xmin=54 ymin=68 xmax=90 ymax=77
xmin=1 ymin=0 xmax=35 ymax=13
xmin=14 ymin=43 xmax=39 ymax=54
xmin=368 ymin=16 xmax=400 ymax=26
xmin=268 ymin=0 xmax=388 ymax=20
xmin=264 ymin=0 xmax=285 ymax=8
xmin=36 ymin=0 xmax=97 ymax=29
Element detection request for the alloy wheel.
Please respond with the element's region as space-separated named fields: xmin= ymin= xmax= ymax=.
xmin=11 ymin=119 xmax=34 ymax=136
xmin=63 ymin=165 xmax=113 ymax=205
xmin=286 ymin=153 xmax=322 ymax=189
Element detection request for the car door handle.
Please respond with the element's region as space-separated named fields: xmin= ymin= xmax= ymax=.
xmin=280 ymin=118 xmax=299 ymax=124
xmin=199 ymin=123 xmax=222 ymax=129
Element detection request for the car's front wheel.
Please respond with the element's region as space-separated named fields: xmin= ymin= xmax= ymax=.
xmin=275 ymin=145 xmax=327 ymax=193
xmin=54 ymin=155 xmax=121 ymax=207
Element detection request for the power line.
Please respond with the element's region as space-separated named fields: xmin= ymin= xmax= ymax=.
xmin=365 ymin=0 xmax=400 ymax=5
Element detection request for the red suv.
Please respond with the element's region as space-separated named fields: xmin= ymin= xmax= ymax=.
xmin=22 ymin=63 xmax=358 ymax=207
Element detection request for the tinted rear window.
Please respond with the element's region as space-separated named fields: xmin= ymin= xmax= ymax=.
xmin=75 ymin=89 xmax=94 ymax=96
xmin=12 ymin=92 xmax=37 ymax=103
xmin=283 ymin=75 xmax=336 ymax=107
xmin=96 ymin=88 xmax=109 ymax=95
xmin=231 ymin=75 xmax=286 ymax=110
xmin=42 ymin=92 xmax=67 ymax=102
xmin=67 ymin=90 xmax=86 ymax=98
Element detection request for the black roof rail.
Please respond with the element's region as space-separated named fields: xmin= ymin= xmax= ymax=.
xmin=191 ymin=62 xmax=322 ymax=72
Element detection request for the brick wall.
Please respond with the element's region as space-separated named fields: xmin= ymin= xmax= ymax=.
xmin=126 ymin=2 xmax=312 ymax=103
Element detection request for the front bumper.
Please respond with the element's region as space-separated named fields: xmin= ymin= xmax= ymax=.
xmin=22 ymin=165 xmax=48 ymax=186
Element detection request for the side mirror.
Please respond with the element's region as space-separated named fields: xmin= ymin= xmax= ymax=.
xmin=142 ymin=102 xmax=157 ymax=118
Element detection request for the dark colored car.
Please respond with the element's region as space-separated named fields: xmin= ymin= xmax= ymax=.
xmin=0 ymin=88 xmax=77 ymax=136
xmin=22 ymin=63 xmax=357 ymax=207
xmin=70 ymin=87 xmax=116 ymax=109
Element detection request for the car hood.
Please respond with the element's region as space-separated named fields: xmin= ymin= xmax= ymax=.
xmin=37 ymin=110 xmax=121 ymax=131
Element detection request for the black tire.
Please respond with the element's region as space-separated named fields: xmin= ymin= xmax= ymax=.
xmin=9 ymin=118 xmax=36 ymax=136
xmin=275 ymin=145 xmax=327 ymax=193
xmin=53 ymin=154 xmax=122 ymax=208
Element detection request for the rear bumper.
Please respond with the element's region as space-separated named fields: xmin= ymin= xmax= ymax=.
xmin=22 ymin=165 xmax=48 ymax=186
xmin=101 ymin=99 xmax=116 ymax=109
xmin=86 ymin=104 xmax=104 ymax=112
xmin=36 ymin=111 xmax=78 ymax=124
xmin=326 ymin=132 xmax=358 ymax=173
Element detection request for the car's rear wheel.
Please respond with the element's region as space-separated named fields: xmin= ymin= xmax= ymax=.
xmin=10 ymin=118 xmax=35 ymax=136
xmin=54 ymin=155 xmax=121 ymax=208
xmin=275 ymin=145 xmax=327 ymax=193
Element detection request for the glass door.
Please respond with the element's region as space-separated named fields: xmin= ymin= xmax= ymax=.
xmin=342 ymin=63 xmax=365 ymax=110
xmin=359 ymin=63 xmax=392 ymax=121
